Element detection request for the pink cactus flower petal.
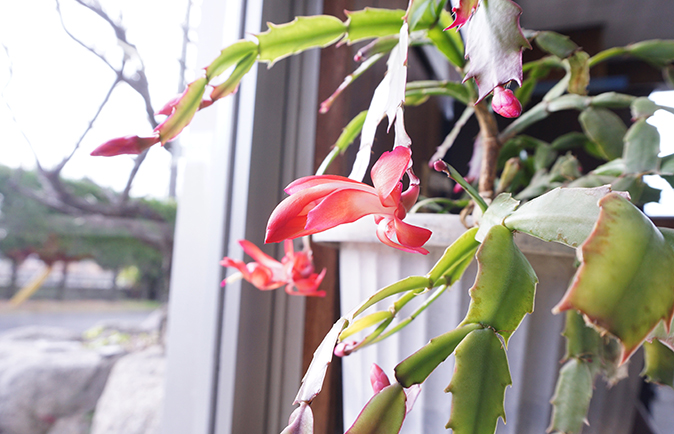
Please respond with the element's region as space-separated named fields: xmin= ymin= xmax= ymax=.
xmin=221 ymin=239 xmax=326 ymax=296
xmin=266 ymin=148 xmax=431 ymax=254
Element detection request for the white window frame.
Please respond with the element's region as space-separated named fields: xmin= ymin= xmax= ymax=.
xmin=162 ymin=0 xmax=322 ymax=432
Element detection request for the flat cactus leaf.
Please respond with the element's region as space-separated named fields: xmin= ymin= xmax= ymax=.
xmin=461 ymin=0 xmax=531 ymax=101
xmin=627 ymin=39 xmax=674 ymax=67
xmin=567 ymin=51 xmax=590 ymax=95
xmin=590 ymin=92 xmax=636 ymax=109
xmin=475 ymin=193 xmax=520 ymax=243
xmin=345 ymin=383 xmax=407 ymax=434
xmin=562 ymin=310 xmax=601 ymax=365
xmin=344 ymin=8 xmax=405 ymax=44
xmin=210 ymin=53 xmax=256 ymax=101
xmin=534 ymin=31 xmax=578 ymax=59
xmin=623 ymin=119 xmax=660 ymax=174
xmin=427 ymin=10 xmax=465 ymax=67
xmin=340 ymin=310 xmax=393 ymax=340
xmin=548 ymin=358 xmax=594 ymax=434
xmin=578 ymin=107 xmax=626 ymax=161
xmin=394 ymin=323 xmax=481 ymax=387
xmin=256 ymin=15 xmax=347 ymax=66
xmin=504 ymin=185 xmax=624 ymax=249
xmin=294 ymin=318 xmax=347 ymax=403
xmin=206 ymin=40 xmax=259 ymax=79
xmin=445 ymin=328 xmax=512 ymax=434
xmin=553 ymin=193 xmax=674 ymax=364
xmin=156 ymin=77 xmax=207 ymax=144
xmin=461 ymin=225 xmax=537 ymax=344
xmin=426 ymin=227 xmax=480 ymax=284
xmin=353 ymin=275 xmax=431 ymax=318
xmin=631 ymin=96 xmax=661 ymax=120
xmin=407 ymin=0 xmax=447 ymax=31
xmin=281 ymin=402 xmax=314 ymax=434
xmin=642 ymin=339 xmax=674 ymax=387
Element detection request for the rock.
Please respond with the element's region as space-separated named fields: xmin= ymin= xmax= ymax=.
xmin=0 ymin=336 xmax=118 ymax=434
xmin=47 ymin=413 xmax=92 ymax=434
xmin=90 ymin=346 xmax=165 ymax=434
xmin=0 ymin=326 xmax=81 ymax=342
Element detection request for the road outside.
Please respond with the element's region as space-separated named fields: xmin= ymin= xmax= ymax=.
xmin=0 ymin=300 xmax=161 ymax=334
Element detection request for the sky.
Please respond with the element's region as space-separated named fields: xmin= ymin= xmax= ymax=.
xmin=0 ymin=0 xmax=195 ymax=198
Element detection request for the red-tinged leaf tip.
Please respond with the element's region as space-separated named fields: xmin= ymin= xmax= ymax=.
xmin=155 ymin=77 xmax=208 ymax=144
xmin=446 ymin=0 xmax=480 ymax=30
xmin=491 ymin=85 xmax=522 ymax=118
xmin=462 ymin=0 xmax=531 ymax=101
xmin=90 ymin=135 xmax=160 ymax=157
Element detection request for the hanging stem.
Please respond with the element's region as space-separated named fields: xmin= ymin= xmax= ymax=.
xmin=473 ymin=100 xmax=502 ymax=201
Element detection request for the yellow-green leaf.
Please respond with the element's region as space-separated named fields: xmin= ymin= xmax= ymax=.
xmin=642 ymin=339 xmax=674 ymax=387
xmin=345 ymin=383 xmax=407 ymax=434
xmin=395 ymin=323 xmax=481 ymax=387
xmin=344 ymin=8 xmax=405 ymax=44
xmin=256 ymin=15 xmax=347 ymax=66
xmin=206 ymin=40 xmax=259 ymax=79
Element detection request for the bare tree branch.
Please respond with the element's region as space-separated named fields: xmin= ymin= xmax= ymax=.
xmin=54 ymin=0 xmax=120 ymax=73
xmin=55 ymin=75 xmax=123 ymax=172
xmin=120 ymin=149 xmax=149 ymax=203
xmin=1 ymin=43 xmax=45 ymax=171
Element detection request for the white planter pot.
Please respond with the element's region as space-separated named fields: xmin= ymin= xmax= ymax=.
xmin=314 ymin=214 xmax=642 ymax=434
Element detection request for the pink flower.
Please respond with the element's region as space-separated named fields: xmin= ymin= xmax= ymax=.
xmin=90 ymin=135 xmax=160 ymax=157
xmin=491 ymin=85 xmax=522 ymax=118
xmin=265 ymin=147 xmax=432 ymax=254
xmin=221 ymin=239 xmax=326 ymax=297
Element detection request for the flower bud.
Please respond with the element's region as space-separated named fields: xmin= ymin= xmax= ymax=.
xmin=491 ymin=85 xmax=522 ymax=118
xmin=369 ymin=364 xmax=391 ymax=394
xmin=90 ymin=135 xmax=160 ymax=157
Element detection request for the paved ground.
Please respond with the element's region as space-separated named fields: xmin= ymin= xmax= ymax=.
xmin=0 ymin=300 xmax=161 ymax=334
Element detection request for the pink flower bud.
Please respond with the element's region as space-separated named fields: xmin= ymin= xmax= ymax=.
xmin=491 ymin=85 xmax=522 ymax=118
xmin=432 ymin=159 xmax=448 ymax=172
xmin=369 ymin=364 xmax=391 ymax=394
xmin=90 ymin=135 xmax=160 ymax=157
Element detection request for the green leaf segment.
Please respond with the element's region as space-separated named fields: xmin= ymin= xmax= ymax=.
xmin=554 ymin=193 xmax=674 ymax=363
xmin=445 ymin=329 xmax=512 ymax=434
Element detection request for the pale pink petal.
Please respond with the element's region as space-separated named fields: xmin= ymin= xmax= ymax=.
xmin=220 ymin=257 xmax=253 ymax=282
xmin=393 ymin=218 xmax=432 ymax=250
xmin=375 ymin=218 xmax=430 ymax=255
xmin=289 ymin=268 xmax=327 ymax=297
xmin=371 ymin=147 xmax=411 ymax=202
xmin=247 ymin=263 xmax=284 ymax=290
xmin=239 ymin=240 xmax=282 ymax=270
xmin=285 ymin=175 xmax=370 ymax=195
xmin=404 ymin=384 xmax=421 ymax=415
xmin=401 ymin=184 xmax=420 ymax=213
xmin=305 ymin=189 xmax=392 ymax=233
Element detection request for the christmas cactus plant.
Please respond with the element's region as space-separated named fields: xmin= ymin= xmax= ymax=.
xmin=94 ymin=0 xmax=674 ymax=433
